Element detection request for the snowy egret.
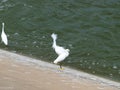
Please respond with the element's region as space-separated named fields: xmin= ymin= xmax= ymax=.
xmin=51 ymin=33 xmax=70 ymax=69
xmin=1 ymin=22 xmax=8 ymax=45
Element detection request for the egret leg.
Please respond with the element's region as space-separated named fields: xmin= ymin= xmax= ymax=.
xmin=60 ymin=63 xmax=62 ymax=69
xmin=59 ymin=63 xmax=64 ymax=70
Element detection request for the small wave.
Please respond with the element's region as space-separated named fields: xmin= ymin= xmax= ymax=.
xmin=1 ymin=0 xmax=8 ymax=3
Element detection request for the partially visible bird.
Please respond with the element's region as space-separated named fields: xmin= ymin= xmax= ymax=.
xmin=1 ymin=22 xmax=8 ymax=45
xmin=51 ymin=33 xmax=70 ymax=69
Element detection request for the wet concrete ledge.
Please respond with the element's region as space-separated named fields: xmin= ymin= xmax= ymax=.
xmin=0 ymin=49 xmax=119 ymax=90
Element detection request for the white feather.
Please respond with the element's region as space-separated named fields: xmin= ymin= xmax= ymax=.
xmin=54 ymin=50 xmax=69 ymax=64
xmin=1 ymin=22 xmax=8 ymax=45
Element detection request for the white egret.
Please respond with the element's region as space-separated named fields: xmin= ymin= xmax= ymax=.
xmin=51 ymin=33 xmax=70 ymax=69
xmin=1 ymin=22 xmax=8 ymax=45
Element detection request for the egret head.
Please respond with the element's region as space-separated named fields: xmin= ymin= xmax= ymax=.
xmin=51 ymin=33 xmax=57 ymax=40
xmin=2 ymin=22 xmax=4 ymax=26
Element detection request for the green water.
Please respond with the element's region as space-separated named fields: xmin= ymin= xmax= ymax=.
xmin=0 ymin=0 xmax=120 ymax=82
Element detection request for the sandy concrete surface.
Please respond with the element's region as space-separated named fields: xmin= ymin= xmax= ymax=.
xmin=0 ymin=49 xmax=119 ymax=90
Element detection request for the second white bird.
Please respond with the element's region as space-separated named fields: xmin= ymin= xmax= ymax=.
xmin=1 ymin=22 xmax=8 ymax=45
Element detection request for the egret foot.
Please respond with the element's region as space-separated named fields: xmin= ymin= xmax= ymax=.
xmin=58 ymin=67 xmax=64 ymax=70
xmin=59 ymin=65 xmax=64 ymax=70
xmin=59 ymin=67 xmax=64 ymax=70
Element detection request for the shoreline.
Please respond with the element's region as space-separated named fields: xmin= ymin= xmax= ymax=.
xmin=0 ymin=49 xmax=119 ymax=90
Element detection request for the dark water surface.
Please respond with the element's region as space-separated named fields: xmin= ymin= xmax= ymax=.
xmin=0 ymin=0 xmax=120 ymax=82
